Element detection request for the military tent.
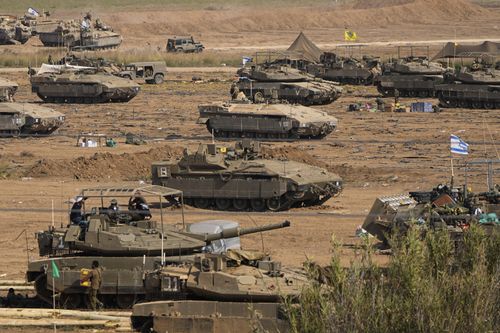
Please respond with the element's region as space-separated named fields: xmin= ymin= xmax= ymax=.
xmin=287 ymin=32 xmax=323 ymax=63
xmin=432 ymin=41 xmax=500 ymax=60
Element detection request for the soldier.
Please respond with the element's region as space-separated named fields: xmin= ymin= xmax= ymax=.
xmin=108 ymin=199 xmax=120 ymax=212
xmin=86 ymin=260 xmax=103 ymax=310
xmin=128 ymin=191 xmax=151 ymax=220
xmin=70 ymin=196 xmax=86 ymax=225
xmin=230 ymin=82 xmax=239 ymax=100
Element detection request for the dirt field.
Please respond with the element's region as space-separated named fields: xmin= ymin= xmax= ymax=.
xmin=0 ymin=1 xmax=499 ymax=331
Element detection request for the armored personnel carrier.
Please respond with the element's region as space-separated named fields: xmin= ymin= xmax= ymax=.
xmin=436 ymin=60 xmax=500 ymax=109
xmin=131 ymin=249 xmax=307 ymax=333
xmin=0 ymin=102 xmax=65 ymax=136
xmin=236 ymin=63 xmax=342 ymax=106
xmin=152 ymin=141 xmax=343 ymax=211
xmin=0 ymin=77 xmax=18 ymax=102
xmin=374 ymin=56 xmax=446 ymax=97
xmin=71 ymin=16 xmax=122 ymax=51
xmin=197 ymin=101 xmax=338 ymax=140
xmin=30 ymin=64 xmax=140 ymax=103
xmin=309 ymin=52 xmax=380 ymax=85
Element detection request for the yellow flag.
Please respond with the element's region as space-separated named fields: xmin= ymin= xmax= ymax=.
xmin=344 ymin=30 xmax=357 ymax=41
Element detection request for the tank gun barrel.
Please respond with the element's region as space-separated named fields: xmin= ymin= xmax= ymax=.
xmin=201 ymin=220 xmax=291 ymax=243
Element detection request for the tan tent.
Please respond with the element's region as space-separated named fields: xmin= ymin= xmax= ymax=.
xmin=287 ymin=32 xmax=323 ymax=63
xmin=432 ymin=41 xmax=500 ymax=60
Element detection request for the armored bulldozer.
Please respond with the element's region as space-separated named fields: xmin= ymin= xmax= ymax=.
xmin=362 ymin=183 xmax=499 ymax=245
xmin=152 ymin=141 xmax=343 ymax=211
xmin=197 ymin=101 xmax=338 ymax=140
xmin=0 ymin=102 xmax=65 ymax=136
xmin=236 ymin=64 xmax=342 ymax=106
xmin=0 ymin=77 xmax=18 ymax=102
xmin=436 ymin=60 xmax=500 ymax=109
xmin=30 ymin=64 xmax=140 ymax=103
xmin=131 ymin=249 xmax=307 ymax=333
xmin=27 ymin=185 xmax=291 ymax=309
xmin=308 ymin=52 xmax=380 ymax=85
xmin=374 ymin=56 xmax=446 ymax=97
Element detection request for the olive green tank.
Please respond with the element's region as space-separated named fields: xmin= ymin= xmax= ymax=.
xmin=436 ymin=61 xmax=500 ymax=109
xmin=152 ymin=141 xmax=343 ymax=211
xmin=0 ymin=102 xmax=65 ymax=136
xmin=131 ymin=249 xmax=307 ymax=333
xmin=27 ymin=185 xmax=291 ymax=309
xmin=197 ymin=101 xmax=338 ymax=140
xmin=236 ymin=64 xmax=342 ymax=106
xmin=374 ymin=56 xmax=446 ymax=97
xmin=0 ymin=77 xmax=18 ymax=101
xmin=30 ymin=64 xmax=140 ymax=103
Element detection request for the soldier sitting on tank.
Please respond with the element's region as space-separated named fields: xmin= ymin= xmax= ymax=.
xmin=4 ymin=288 xmax=25 ymax=307
xmin=128 ymin=191 xmax=152 ymax=221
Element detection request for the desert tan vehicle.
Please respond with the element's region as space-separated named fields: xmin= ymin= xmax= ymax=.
xmin=0 ymin=77 xmax=18 ymax=101
xmin=152 ymin=141 xmax=343 ymax=211
xmin=37 ymin=20 xmax=80 ymax=46
xmin=198 ymin=101 xmax=338 ymax=140
xmin=118 ymin=61 xmax=167 ymax=84
xmin=166 ymin=36 xmax=204 ymax=53
xmin=30 ymin=64 xmax=140 ymax=103
xmin=0 ymin=102 xmax=65 ymax=136
xmin=0 ymin=15 xmax=31 ymax=44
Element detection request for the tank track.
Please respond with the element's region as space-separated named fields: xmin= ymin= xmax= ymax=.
xmin=37 ymin=93 xmax=135 ymax=104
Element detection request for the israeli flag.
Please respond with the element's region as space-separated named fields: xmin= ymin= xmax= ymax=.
xmin=242 ymin=56 xmax=252 ymax=66
xmin=81 ymin=20 xmax=90 ymax=29
xmin=27 ymin=7 xmax=40 ymax=17
xmin=450 ymin=134 xmax=469 ymax=155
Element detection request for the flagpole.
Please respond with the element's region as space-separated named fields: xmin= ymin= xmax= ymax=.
xmin=53 ymin=272 xmax=56 ymax=333
xmin=450 ymin=156 xmax=454 ymax=189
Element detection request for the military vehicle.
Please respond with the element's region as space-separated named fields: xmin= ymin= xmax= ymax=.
xmin=197 ymin=101 xmax=338 ymax=140
xmin=166 ymin=36 xmax=204 ymax=53
xmin=0 ymin=15 xmax=31 ymax=44
xmin=236 ymin=63 xmax=342 ymax=105
xmin=27 ymin=185 xmax=291 ymax=308
xmin=436 ymin=59 xmax=500 ymax=109
xmin=118 ymin=62 xmax=167 ymax=84
xmin=131 ymin=249 xmax=307 ymax=333
xmin=37 ymin=20 xmax=80 ymax=47
xmin=0 ymin=77 xmax=18 ymax=102
xmin=0 ymin=102 xmax=65 ymax=136
xmin=363 ymin=182 xmax=499 ymax=245
xmin=308 ymin=52 xmax=380 ymax=85
xmin=30 ymin=64 xmax=140 ymax=103
xmin=152 ymin=140 xmax=343 ymax=211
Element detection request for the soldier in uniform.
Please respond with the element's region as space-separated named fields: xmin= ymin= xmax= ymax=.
xmin=87 ymin=260 xmax=103 ymax=310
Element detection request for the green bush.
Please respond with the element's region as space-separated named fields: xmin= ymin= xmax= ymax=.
xmin=287 ymin=227 xmax=500 ymax=333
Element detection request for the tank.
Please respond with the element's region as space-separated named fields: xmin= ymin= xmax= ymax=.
xmin=152 ymin=140 xmax=343 ymax=211
xmin=0 ymin=16 xmax=31 ymax=44
xmin=309 ymin=52 xmax=380 ymax=85
xmin=374 ymin=55 xmax=446 ymax=97
xmin=131 ymin=249 xmax=307 ymax=333
xmin=197 ymin=101 xmax=338 ymax=140
xmin=236 ymin=64 xmax=342 ymax=106
xmin=26 ymin=184 xmax=291 ymax=309
xmin=0 ymin=77 xmax=18 ymax=102
xmin=30 ymin=64 xmax=140 ymax=103
xmin=0 ymin=102 xmax=65 ymax=136
xmin=37 ymin=20 xmax=80 ymax=47
xmin=436 ymin=61 xmax=500 ymax=109
xmin=71 ymin=26 xmax=122 ymax=51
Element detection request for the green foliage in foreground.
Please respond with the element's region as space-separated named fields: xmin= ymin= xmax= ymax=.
xmin=286 ymin=226 xmax=500 ymax=333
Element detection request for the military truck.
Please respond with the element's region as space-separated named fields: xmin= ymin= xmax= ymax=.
xmin=152 ymin=140 xmax=343 ymax=211
xmin=0 ymin=102 xmax=65 ymax=136
xmin=436 ymin=59 xmax=500 ymax=109
xmin=197 ymin=101 xmax=338 ymax=140
xmin=27 ymin=185 xmax=291 ymax=309
xmin=166 ymin=36 xmax=204 ymax=53
xmin=118 ymin=62 xmax=167 ymax=84
xmin=30 ymin=64 xmax=140 ymax=103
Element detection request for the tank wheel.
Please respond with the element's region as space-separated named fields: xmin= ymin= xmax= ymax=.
xmin=253 ymin=92 xmax=265 ymax=103
xmin=194 ymin=198 xmax=210 ymax=209
xmin=116 ymin=294 xmax=137 ymax=309
xmin=74 ymin=97 xmax=84 ymax=104
xmin=458 ymin=100 xmax=469 ymax=108
xmin=232 ymin=199 xmax=248 ymax=211
xmin=418 ymin=91 xmax=428 ymax=98
xmin=267 ymin=133 xmax=279 ymax=140
xmin=250 ymin=199 xmax=266 ymax=212
xmin=266 ymin=197 xmax=281 ymax=212
xmin=471 ymin=101 xmax=482 ymax=109
xmin=483 ymin=101 xmax=494 ymax=109
xmin=229 ymin=131 xmax=240 ymax=138
xmin=243 ymin=132 xmax=255 ymax=138
xmin=215 ymin=198 xmax=232 ymax=210
xmin=446 ymin=99 xmax=458 ymax=108
xmin=60 ymin=293 xmax=82 ymax=309
xmin=84 ymin=97 xmax=93 ymax=104
xmin=256 ymin=132 xmax=266 ymax=139
xmin=408 ymin=90 xmax=417 ymax=97
xmin=11 ymin=129 xmax=20 ymax=137
xmin=54 ymin=97 xmax=64 ymax=103
xmin=154 ymin=74 xmax=164 ymax=84
xmin=33 ymin=274 xmax=52 ymax=305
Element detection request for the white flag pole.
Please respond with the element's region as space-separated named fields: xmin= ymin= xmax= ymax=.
xmin=52 ymin=271 xmax=56 ymax=333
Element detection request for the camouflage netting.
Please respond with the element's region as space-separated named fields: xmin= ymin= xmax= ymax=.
xmin=432 ymin=41 xmax=500 ymax=60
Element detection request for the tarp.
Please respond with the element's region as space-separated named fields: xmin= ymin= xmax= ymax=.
xmin=287 ymin=32 xmax=323 ymax=63
xmin=432 ymin=41 xmax=500 ymax=60
xmin=36 ymin=63 xmax=94 ymax=75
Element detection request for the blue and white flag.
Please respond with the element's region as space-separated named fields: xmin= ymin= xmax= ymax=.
xmin=27 ymin=7 xmax=40 ymax=17
xmin=242 ymin=56 xmax=252 ymax=66
xmin=450 ymin=134 xmax=469 ymax=155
